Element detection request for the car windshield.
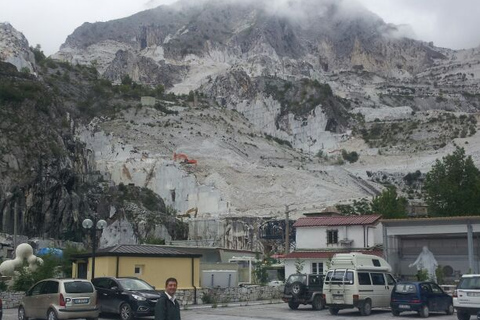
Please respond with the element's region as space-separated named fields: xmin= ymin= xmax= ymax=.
xmin=458 ymin=277 xmax=480 ymax=290
xmin=286 ymin=274 xmax=306 ymax=284
xmin=325 ymin=270 xmax=354 ymax=284
xmin=395 ymin=283 xmax=417 ymax=293
xmin=118 ymin=278 xmax=154 ymax=291
xmin=64 ymin=281 xmax=94 ymax=293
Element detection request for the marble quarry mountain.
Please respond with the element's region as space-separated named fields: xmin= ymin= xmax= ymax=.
xmin=1 ymin=0 xmax=480 ymax=252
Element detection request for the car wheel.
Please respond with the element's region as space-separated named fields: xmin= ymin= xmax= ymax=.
xmin=288 ymin=301 xmax=299 ymax=310
xmin=18 ymin=306 xmax=29 ymax=320
xmin=329 ymin=308 xmax=340 ymax=315
xmin=291 ymin=281 xmax=306 ymax=298
xmin=312 ymin=295 xmax=324 ymax=310
xmin=392 ymin=309 xmax=401 ymax=316
xmin=47 ymin=309 xmax=58 ymax=320
xmin=359 ymin=299 xmax=372 ymax=316
xmin=446 ymin=303 xmax=454 ymax=315
xmin=457 ymin=310 xmax=471 ymax=320
xmin=419 ymin=305 xmax=429 ymax=318
xmin=120 ymin=303 xmax=133 ymax=320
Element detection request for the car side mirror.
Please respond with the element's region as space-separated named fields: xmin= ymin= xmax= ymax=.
xmin=152 ymin=286 xmax=155 ymax=290
xmin=110 ymin=286 xmax=119 ymax=291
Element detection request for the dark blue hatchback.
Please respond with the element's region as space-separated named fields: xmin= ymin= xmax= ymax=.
xmin=391 ymin=281 xmax=454 ymax=318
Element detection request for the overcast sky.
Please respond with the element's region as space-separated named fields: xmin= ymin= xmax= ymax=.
xmin=0 ymin=0 xmax=479 ymax=56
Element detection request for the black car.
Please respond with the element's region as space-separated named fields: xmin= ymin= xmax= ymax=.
xmin=391 ymin=281 xmax=454 ymax=317
xmin=282 ymin=273 xmax=325 ymax=310
xmin=92 ymin=277 xmax=160 ymax=320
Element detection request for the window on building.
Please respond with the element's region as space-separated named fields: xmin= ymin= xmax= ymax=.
xmin=312 ymin=262 xmax=324 ymax=274
xmin=134 ymin=265 xmax=144 ymax=275
xmin=327 ymin=230 xmax=338 ymax=244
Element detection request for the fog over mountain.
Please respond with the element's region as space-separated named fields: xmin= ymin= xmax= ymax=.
xmin=0 ymin=0 xmax=479 ymax=55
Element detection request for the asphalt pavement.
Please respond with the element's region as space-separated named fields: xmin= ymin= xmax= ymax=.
xmin=2 ymin=302 xmax=460 ymax=320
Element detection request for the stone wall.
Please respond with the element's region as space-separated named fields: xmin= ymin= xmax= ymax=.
xmin=176 ymin=285 xmax=284 ymax=306
xmin=0 ymin=291 xmax=24 ymax=309
xmin=1 ymin=286 xmax=283 ymax=309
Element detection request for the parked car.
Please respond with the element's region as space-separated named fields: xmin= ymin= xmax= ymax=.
xmin=391 ymin=281 xmax=454 ymax=317
xmin=1 ymin=297 xmax=3 ymax=320
xmin=282 ymin=273 xmax=324 ymax=310
xmin=18 ymin=278 xmax=99 ymax=320
xmin=454 ymin=274 xmax=480 ymax=320
xmin=92 ymin=277 xmax=160 ymax=320
xmin=323 ymin=253 xmax=395 ymax=316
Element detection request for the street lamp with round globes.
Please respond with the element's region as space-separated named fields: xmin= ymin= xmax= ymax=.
xmin=82 ymin=216 xmax=107 ymax=279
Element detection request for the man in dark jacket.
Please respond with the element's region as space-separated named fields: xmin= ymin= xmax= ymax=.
xmin=155 ymin=277 xmax=181 ymax=320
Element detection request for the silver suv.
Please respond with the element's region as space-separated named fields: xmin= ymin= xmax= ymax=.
xmin=18 ymin=279 xmax=99 ymax=320
xmin=454 ymin=274 xmax=480 ymax=320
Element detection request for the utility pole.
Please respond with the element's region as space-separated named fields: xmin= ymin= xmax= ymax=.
xmin=285 ymin=205 xmax=290 ymax=255
xmin=13 ymin=199 xmax=18 ymax=257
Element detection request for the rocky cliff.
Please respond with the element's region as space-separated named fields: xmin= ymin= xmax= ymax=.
xmin=2 ymin=0 xmax=480 ymax=250
xmin=54 ymin=0 xmax=446 ymax=88
xmin=0 ymin=54 xmax=183 ymax=246
xmin=0 ymin=23 xmax=36 ymax=73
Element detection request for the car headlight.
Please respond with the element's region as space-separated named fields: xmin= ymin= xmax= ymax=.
xmin=132 ymin=294 xmax=147 ymax=301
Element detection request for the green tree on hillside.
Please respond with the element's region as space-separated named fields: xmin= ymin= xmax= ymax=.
xmin=336 ymin=198 xmax=373 ymax=215
xmin=424 ymin=147 xmax=480 ymax=216
xmin=335 ymin=188 xmax=407 ymax=219
xmin=371 ymin=186 xmax=408 ymax=219
xmin=30 ymin=44 xmax=46 ymax=63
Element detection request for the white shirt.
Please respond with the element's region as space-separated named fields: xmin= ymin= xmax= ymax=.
xmin=165 ymin=292 xmax=176 ymax=304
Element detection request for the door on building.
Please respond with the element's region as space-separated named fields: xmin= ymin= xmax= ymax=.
xmin=78 ymin=262 xmax=88 ymax=279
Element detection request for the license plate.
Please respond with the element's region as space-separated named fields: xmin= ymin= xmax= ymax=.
xmin=333 ymin=295 xmax=343 ymax=300
xmin=467 ymin=292 xmax=480 ymax=297
xmin=399 ymin=305 xmax=410 ymax=309
xmin=73 ymin=298 xmax=89 ymax=304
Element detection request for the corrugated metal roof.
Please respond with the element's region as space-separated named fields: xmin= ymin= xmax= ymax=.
xmin=293 ymin=215 xmax=382 ymax=227
xmin=85 ymin=244 xmax=202 ymax=258
xmin=381 ymin=215 xmax=480 ymax=225
xmin=283 ymin=250 xmax=383 ymax=259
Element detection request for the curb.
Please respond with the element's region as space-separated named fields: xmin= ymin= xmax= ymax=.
xmin=183 ymin=299 xmax=284 ymax=310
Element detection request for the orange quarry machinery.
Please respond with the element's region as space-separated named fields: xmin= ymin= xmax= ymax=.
xmin=173 ymin=152 xmax=197 ymax=165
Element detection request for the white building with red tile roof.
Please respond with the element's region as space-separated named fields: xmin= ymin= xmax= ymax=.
xmin=283 ymin=215 xmax=383 ymax=277
xmin=283 ymin=215 xmax=480 ymax=281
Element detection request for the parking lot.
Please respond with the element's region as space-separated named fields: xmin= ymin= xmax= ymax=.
xmin=2 ymin=302 xmax=460 ymax=320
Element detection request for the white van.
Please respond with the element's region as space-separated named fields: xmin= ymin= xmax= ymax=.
xmin=323 ymin=253 xmax=396 ymax=316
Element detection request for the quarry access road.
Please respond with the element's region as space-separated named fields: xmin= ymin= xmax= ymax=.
xmin=2 ymin=303 xmax=458 ymax=320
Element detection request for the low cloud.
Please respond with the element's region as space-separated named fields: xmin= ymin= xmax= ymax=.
xmin=1 ymin=0 xmax=479 ymax=55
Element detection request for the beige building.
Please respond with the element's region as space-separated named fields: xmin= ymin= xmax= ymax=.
xmin=71 ymin=244 xmax=201 ymax=289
